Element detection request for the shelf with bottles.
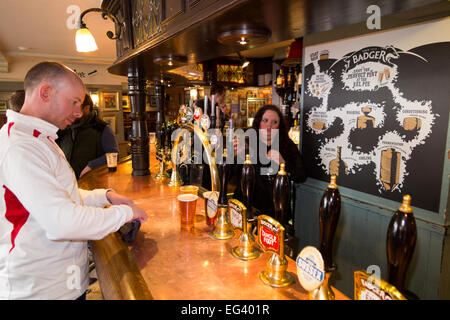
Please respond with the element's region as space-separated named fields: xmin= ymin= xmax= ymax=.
xmin=275 ymin=64 xmax=302 ymax=104
xmin=223 ymin=86 xmax=272 ymax=128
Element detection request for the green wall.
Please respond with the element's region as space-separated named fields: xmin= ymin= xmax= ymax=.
xmin=294 ymin=178 xmax=449 ymax=299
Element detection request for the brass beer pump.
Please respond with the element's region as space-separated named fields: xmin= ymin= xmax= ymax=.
xmin=168 ymin=161 xmax=183 ymax=186
xmin=386 ymin=194 xmax=418 ymax=299
xmin=353 ymin=195 xmax=417 ymax=300
xmin=154 ymin=82 xmax=170 ymax=181
xmin=231 ymin=154 xmax=260 ymax=260
xmin=155 ymin=123 xmax=171 ymax=181
xmin=311 ymin=175 xmax=341 ymax=300
xmin=257 ymin=215 xmax=294 ymax=287
xmin=209 ymin=149 xmax=234 ymax=240
xmin=167 ymin=122 xmax=183 ymax=187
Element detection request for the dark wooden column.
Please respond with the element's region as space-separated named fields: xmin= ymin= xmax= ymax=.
xmin=128 ymin=63 xmax=150 ymax=176
xmin=154 ymin=82 xmax=165 ymax=148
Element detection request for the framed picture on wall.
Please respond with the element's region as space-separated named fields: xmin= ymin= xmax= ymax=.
xmin=102 ymin=115 xmax=117 ymax=134
xmin=102 ymin=92 xmax=119 ymax=111
xmin=122 ymin=95 xmax=131 ymax=111
xmin=0 ymin=100 xmax=7 ymax=111
xmin=146 ymin=94 xmax=157 ymax=111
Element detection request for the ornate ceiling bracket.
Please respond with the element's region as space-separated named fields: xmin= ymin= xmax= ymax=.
xmin=132 ymin=0 xmax=163 ymax=47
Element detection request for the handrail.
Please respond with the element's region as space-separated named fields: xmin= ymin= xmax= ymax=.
xmin=90 ymin=233 xmax=153 ymax=300
xmin=79 ymin=160 xmax=153 ymax=300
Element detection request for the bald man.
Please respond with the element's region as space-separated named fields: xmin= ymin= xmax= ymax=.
xmin=0 ymin=62 xmax=147 ymax=300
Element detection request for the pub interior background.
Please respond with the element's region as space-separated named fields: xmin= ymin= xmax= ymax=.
xmin=0 ymin=0 xmax=449 ymax=299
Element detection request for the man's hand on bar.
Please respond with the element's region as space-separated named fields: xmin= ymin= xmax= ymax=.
xmin=106 ymin=190 xmax=148 ymax=223
xmin=129 ymin=206 xmax=147 ymax=223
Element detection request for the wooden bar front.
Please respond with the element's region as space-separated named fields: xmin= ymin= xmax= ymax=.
xmin=79 ymin=146 xmax=348 ymax=300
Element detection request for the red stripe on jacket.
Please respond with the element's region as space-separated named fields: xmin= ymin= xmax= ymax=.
xmin=7 ymin=122 xmax=14 ymax=137
xmin=3 ymin=186 xmax=30 ymax=253
xmin=33 ymin=129 xmax=41 ymax=138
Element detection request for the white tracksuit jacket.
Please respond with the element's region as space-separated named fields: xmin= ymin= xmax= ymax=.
xmin=0 ymin=110 xmax=133 ymax=299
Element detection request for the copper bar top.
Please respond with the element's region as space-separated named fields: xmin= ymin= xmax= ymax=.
xmin=80 ymin=145 xmax=348 ymax=300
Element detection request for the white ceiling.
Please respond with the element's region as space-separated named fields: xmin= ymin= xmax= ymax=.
xmin=0 ymin=0 xmax=293 ymax=86
xmin=0 ymin=0 xmax=117 ymax=65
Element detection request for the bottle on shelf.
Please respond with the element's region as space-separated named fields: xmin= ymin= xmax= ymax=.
xmin=276 ymin=68 xmax=285 ymax=88
xmin=286 ymin=68 xmax=292 ymax=88
xmin=288 ymin=119 xmax=300 ymax=145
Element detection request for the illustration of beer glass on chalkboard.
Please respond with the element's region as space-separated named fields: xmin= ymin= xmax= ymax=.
xmin=329 ymin=147 xmax=348 ymax=177
xmin=403 ymin=117 xmax=422 ymax=131
xmin=357 ymin=107 xmax=375 ymax=129
xmin=378 ymin=68 xmax=391 ymax=83
xmin=380 ymin=148 xmax=401 ymax=191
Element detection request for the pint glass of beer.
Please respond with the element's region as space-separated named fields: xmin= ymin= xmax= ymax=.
xmin=177 ymin=194 xmax=198 ymax=231
xmin=180 ymin=185 xmax=199 ymax=195
xmin=106 ymin=152 xmax=118 ymax=172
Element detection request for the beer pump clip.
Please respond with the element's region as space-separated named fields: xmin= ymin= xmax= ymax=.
xmin=185 ymin=105 xmax=194 ymax=124
xmin=200 ymin=94 xmax=211 ymax=131
xmin=229 ymin=199 xmax=260 ymax=260
xmin=193 ymin=105 xmax=202 ymax=124
xmin=353 ymin=270 xmax=406 ymax=300
xmin=257 ymin=215 xmax=294 ymax=287
xmin=178 ymin=104 xmax=187 ymax=124
xmin=296 ymin=246 xmax=326 ymax=297
xmin=206 ymin=191 xmax=219 ymax=221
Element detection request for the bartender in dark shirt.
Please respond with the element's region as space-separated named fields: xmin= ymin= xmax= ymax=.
xmin=233 ymin=104 xmax=307 ymax=217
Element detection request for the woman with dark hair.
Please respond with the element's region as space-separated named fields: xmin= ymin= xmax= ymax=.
xmin=233 ymin=104 xmax=307 ymax=218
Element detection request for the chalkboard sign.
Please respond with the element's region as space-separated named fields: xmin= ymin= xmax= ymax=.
xmin=303 ymin=20 xmax=450 ymax=213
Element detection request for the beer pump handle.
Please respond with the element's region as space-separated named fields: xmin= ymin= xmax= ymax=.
xmin=218 ymin=151 xmax=230 ymax=206
xmin=241 ymin=154 xmax=255 ymax=219
xmin=386 ymin=195 xmax=417 ymax=296
xmin=273 ymin=163 xmax=290 ymax=227
xmin=166 ymin=123 xmax=174 ymax=149
xmin=318 ymin=175 xmax=341 ymax=273
xmin=210 ymin=95 xmax=216 ymax=129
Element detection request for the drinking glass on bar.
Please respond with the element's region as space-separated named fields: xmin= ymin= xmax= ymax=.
xmin=149 ymin=132 xmax=156 ymax=144
xmin=106 ymin=152 xmax=118 ymax=172
xmin=177 ymin=194 xmax=198 ymax=231
xmin=180 ymin=185 xmax=199 ymax=195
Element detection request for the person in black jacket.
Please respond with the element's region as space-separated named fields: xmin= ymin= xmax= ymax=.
xmin=194 ymin=83 xmax=229 ymax=131
xmin=7 ymin=90 xmax=25 ymax=112
xmin=193 ymin=83 xmax=229 ymax=189
xmin=233 ymin=104 xmax=307 ymax=217
xmin=56 ymin=94 xmax=119 ymax=179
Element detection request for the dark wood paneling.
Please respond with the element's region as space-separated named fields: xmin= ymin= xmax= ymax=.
xmin=163 ymin=0 xmax=186 ymax=25
xmin=106 ymin=0 xmax=448 ymax=82
xmin=0 ymin=113 xmax=6 ymax=128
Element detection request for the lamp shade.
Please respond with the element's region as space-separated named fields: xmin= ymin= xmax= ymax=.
xmin=287 ymin=39 xmax=303 ymax=59
xmin=75 ymin=28 xmax=98 ymax=52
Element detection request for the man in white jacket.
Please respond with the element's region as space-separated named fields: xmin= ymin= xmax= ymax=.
xmin=0 ymin=61 xmax=147 ymax=300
